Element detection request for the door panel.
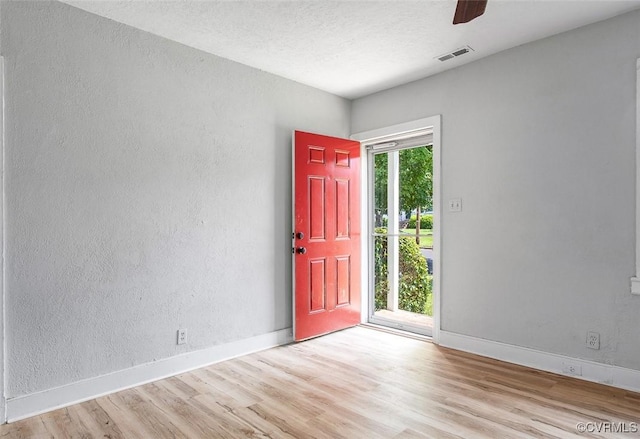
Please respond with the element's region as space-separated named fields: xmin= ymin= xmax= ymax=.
xmin=335 ymin=179 xmax=350 ymax=238
xmin=293 ymin=131 xmax=360 ymax=341
xmin=309 ymin=259 xmax=326 ymax=312
xmin=309 ymin=177 xmax=326 ymax=239
xmin=336 ymin=256 xmax=350 ymax=305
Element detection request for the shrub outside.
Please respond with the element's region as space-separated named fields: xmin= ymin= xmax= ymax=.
xmin=374 ymin=228 xmax=433 ymax=316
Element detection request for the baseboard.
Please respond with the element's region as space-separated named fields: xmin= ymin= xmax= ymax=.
xmin=439 ymin=330 xmax=640 ymax=393
xmin=6 ymin=328 xmax=293 ymax=423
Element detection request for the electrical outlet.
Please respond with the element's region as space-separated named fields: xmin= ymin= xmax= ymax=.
xmin=586 ymin=331 xmax=600 ymax=350
xmin=177 ymin=328 xmax=187 ymax=345
xmin=448 ymin=198 xmax=462 ymax=212
xmin=562 ymin=361 xmax=582 ymax=376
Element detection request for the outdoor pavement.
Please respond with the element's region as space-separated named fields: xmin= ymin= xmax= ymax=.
xmin=420 ymin=248 xmax=433 ymax=260
xmin=420 ymin=248 xmax=433 ymax=274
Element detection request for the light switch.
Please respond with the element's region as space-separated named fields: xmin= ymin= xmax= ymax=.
xmin=448 ymin=198 xmax=462 ymax=212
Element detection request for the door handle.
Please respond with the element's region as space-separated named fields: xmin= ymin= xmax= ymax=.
xmin=296 ymin=247 xmax=307 ymax=254
xmin=296 ymin=232 xmax=304 ymax=240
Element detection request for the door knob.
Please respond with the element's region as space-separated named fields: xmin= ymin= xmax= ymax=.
xmin=296 ymin=232 xmax=304 ymax=239
xmin=296 ymin=247 xmax=307 ymax=254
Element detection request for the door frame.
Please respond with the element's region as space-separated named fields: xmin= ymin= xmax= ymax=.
xmin=351 ymin=115 xmax=441 ymax=343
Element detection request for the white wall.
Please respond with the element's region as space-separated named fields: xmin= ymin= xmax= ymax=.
xmin=353 ymin=10 xmax=640 ymax=371
xmin=0 ymin=0 xmax=5 ymax=421
xmin=2 ymin=0 xmax=350 ymax=398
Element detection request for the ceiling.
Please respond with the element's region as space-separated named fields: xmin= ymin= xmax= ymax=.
xmin=62 ymin=0 xmax=640 ymax=99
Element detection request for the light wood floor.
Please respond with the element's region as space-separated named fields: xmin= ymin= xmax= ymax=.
xmin=1 ymin=326 xmax=639 ymax=438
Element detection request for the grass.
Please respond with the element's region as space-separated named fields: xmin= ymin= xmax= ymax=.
xmin=400 ymin=228 xmax=433 ymax=249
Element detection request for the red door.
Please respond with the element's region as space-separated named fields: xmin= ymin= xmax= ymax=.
xmin=293 ymin=131 xmax=361 ymax=341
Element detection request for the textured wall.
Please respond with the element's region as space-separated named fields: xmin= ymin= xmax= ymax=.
xmin=0 ymin=0 xmax=5 ymax=420
xmin=3 ymin=1 xmax=350 ymax=397
xmin=353 ymin=10 xmax=640 ymax=370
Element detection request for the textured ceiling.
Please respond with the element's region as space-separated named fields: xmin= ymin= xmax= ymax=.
xmin=62 ymin=0 xmax=640 ymax=99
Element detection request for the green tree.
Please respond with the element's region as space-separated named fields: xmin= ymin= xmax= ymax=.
xmin=399 ymin=146 xmax=433 ymax=245
xmin=373 ymin=153 xmax=388 ymax=227
xmin=374 ymin=146 xmax=433 ymax=243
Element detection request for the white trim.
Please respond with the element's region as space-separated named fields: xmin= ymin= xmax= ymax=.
xmin=439 ymin=331 xmax=640 ymax=393
xmin=387 ymin=150 xmax=400 ymax=312
xmin=430 ymin=117 xmax=441 ymax=344
xmin=352 ymin=119 xmax=434 ymax=143
xmin=6 ymin=328 xmax=292 ymax=423
xmin=631 ymin=277 xmax=640 ymax=295
xmin=364 ymin=147 xmax=376 ymax=326
xmin=633 ymin=58 xmax=640 ymax=295
xmin=351 ymin=115 xmax=442 ymax=343
xmin=359 ymin=141 xmax=369 ymax=324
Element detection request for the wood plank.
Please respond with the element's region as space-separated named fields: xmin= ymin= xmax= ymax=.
xmin=0 ymin=326 xmax=638 ymax=438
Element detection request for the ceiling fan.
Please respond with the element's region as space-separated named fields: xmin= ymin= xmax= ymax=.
xmin=453 ymin=0 xmax=488 ymax=24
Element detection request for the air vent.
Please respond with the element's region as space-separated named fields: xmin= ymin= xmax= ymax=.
xmin=436 ymin=45 xmax=474 ymax=62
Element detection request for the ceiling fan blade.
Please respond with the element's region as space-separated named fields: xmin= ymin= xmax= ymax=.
xmin=453 ymin=0 xmax=488 ymax=24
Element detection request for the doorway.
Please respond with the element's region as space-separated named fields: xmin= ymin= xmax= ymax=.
xmin=370 ymin=144 xmax=434 ymax=336
xmin=352 ymin=116 xmax=441 ymax=340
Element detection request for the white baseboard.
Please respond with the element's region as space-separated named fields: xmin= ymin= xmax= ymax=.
xmin=439 ymin=330 xmax=640 ymax=393
xmin=6 ymin=328 xmax=293 ymax=423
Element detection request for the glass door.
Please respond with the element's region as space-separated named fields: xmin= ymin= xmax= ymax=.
xmin=369 ymin=143 xmax=434 ymax=336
